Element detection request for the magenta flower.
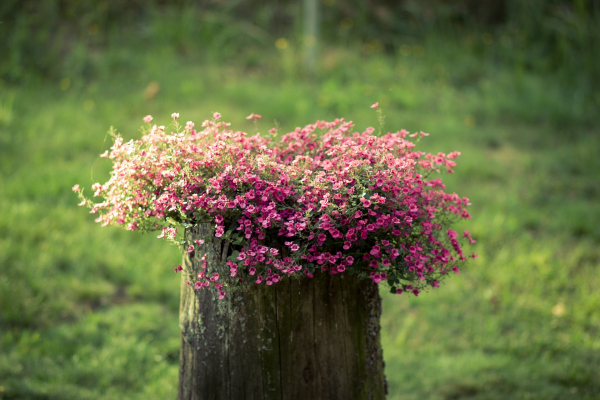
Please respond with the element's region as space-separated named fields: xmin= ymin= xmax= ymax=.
xmin=80 ymin=112 xmax=474 ymax=300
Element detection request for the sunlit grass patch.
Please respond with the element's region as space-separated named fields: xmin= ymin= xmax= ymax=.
xmin=0 ymin=39 xmax=598 ymax=398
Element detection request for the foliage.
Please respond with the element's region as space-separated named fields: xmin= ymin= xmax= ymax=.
xmin=1 ymin=28 xmax=599 ymax=398
xmin=77 ymin=111 xmax=475 ymax=299
xmin=2 ymin=0 xmax=599 ymax=110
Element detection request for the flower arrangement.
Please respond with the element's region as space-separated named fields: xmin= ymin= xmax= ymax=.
xmin=75 ymin=107 xmax=476 ymax=301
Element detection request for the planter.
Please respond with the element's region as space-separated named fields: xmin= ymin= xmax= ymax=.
xmin=178 ymin=224 xmax=387 ymax=400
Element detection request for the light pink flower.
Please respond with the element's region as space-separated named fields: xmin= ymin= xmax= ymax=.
xmin=143 ymin=115 xmax=153 ymax=123
xmin=246 ymin=113 xmax=262 ymax=120
xmin=370 ymin=102 xmax=379 ymax=109
xmin=171 ymin=113 xmax=179 ymax=120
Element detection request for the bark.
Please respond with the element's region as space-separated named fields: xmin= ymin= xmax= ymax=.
xmin=179 ymin=224 xmax=387 ymax=400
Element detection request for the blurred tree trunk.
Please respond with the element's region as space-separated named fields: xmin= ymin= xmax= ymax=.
xmin=178 ymin=224 xmax=387 ymax=400
xmin=303 ymin=0 xmax=319 ymax=73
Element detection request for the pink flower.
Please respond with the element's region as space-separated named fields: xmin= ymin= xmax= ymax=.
xmin=246 ymin=113 xmax=262 ymax=121
xmin=370 ymin=102 xmax=379 ymax=109
xmin=171 ymin=113 xmax=179 ymax=120
xmin=84 ymin=111 xmax=474 ymax=300
xmin=72 ymin=184 xmax=79 ymax=191
xmin=370 ymin=245 xmax=381 ymax=257
xmin=174 ymin=265 xmax=183 ymax=273
xmin=143 ymin=115 xmax=153 ymax=123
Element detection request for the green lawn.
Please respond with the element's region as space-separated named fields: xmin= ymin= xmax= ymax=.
xmin=1 ymin=41 xmax=599 ymax=399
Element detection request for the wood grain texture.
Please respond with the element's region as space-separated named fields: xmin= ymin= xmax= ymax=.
xmin=179 ymin=225 xmax=387 ymax=400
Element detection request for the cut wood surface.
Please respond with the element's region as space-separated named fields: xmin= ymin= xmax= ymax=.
xmin=179 ymin=224 xmax=387 ymax=400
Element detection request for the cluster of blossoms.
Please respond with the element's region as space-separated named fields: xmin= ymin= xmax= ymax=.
xmin=75 ymin=109 xmax=476 ymax=299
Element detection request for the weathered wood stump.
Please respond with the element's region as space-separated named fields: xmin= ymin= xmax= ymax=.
xmin=179 ymin=224 xmax=387 ymax=400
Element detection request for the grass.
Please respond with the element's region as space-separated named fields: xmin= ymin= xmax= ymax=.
xmin=0 ymin=38 xmax=599 ymax=399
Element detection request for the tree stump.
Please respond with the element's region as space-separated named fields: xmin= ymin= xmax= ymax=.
xmin=179 ymin=224 xmax=387 ymax=400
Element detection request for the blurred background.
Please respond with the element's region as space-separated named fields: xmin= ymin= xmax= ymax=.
xmin=0 ymin=1 xmax=599 ymax=399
